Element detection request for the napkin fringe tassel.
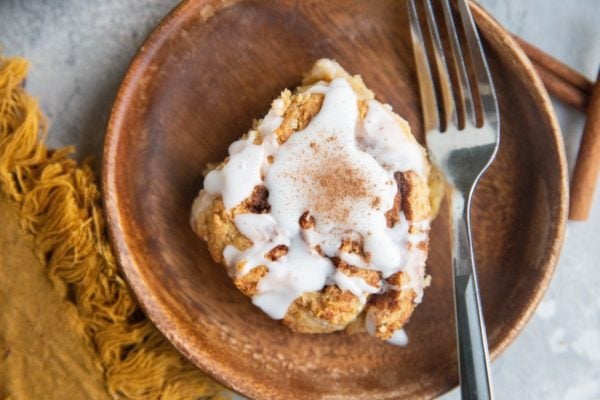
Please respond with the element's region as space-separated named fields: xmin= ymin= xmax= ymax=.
xmin=0 ymin=56 xmax=225 ymax=400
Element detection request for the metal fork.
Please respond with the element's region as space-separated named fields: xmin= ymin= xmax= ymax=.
xmin=408 ymin=0 xmax=499 ymax=398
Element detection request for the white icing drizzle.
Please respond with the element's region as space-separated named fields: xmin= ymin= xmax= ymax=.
xmin=266 ymin=79 xmax=397 ymax=259
xmin=204 ymin=134 xmax=264 ymax=209
xmin=253 ymin=236 xmax=334 ymax=319
xmin=191 ymin=76 xmax=430 ymax=332
xmin=387 ymin=329 xmax=409 ymax=346
xmin=332 ymin=269 xmax=381 ymax=299
xmin=359 ymin=100 xmax=427 ymax=178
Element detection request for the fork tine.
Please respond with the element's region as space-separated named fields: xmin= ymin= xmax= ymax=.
xmin=422 ymin=0 xmax=456 ymax=130
xmin=407 ymin=0 xmax=439 ymax=132
xmin=456 ymin=0 xmax=499 ymax=125
xmin=440 ymin=0 xmax=476 ymax=127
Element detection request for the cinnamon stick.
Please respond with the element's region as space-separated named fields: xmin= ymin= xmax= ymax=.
xmin=514 ymin=36 xmax=593 ymax=93
xmin=513 ymin=35 xmax=593 ymax=112
xmin=534 ymin=64 xmax=591 ymax=112
xmin=569 ymin=70 xmax=600 ymax=220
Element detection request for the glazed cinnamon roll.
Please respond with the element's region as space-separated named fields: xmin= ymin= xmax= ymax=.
xmin=191 ymin=59 xmax=435 ymax=344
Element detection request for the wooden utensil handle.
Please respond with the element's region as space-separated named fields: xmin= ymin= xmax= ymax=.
xmin=569 ymin=70 xmax=600 ymax=220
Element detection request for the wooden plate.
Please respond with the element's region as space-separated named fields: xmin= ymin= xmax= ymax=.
xmin=103 ymin=1 xmax=567 ymax=399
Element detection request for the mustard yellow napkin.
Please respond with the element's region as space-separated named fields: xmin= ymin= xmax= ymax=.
xmin=0 ymin=56 xmax=227 ymax=399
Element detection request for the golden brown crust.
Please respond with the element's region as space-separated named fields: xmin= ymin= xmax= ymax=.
xmin=193 ymin=197 xmax=252 ymax=265
xmin=234 ymin=265 xmax=268 ymax=296
xmin=241 ymin=185 xmax=270 ymax=214
xmin=386 ymin=271 xmax=409 ymax=287
xmin=275 ymin=92 xmax=324 ymax=144
xmin=301 ymin=59 xmax=375 ymax=101
xmin=384 ymin=170 xmax=432 ymax=226
xmin=334 ymin=259 xmax=381 ymax=288
xmin=283 ymin=286 xmax=364 ymax=333
xmin=399 ymin=171 xmax=431 ymax=221
xmin=428 ymin=164 xmax=445 ymax=218
xmin=338 ymin=237 xmax=370 ymax=262
xmin=344 ymin=312 xmax=367 ymax=334
xmin=264 ymin=245 xmax=288 ymax=261
xmin=298 ymin=211 xmax=316 ymax=230
xmin=385 ymin=172 xmax=403 ymax=227
xmin=367 ymin=272 xmax=416 ymax=340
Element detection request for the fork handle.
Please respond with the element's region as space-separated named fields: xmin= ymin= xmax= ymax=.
xmin=451 ymin=191 xmax=494 ymax=400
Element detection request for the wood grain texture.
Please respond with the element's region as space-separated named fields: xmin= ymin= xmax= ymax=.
xmin=103 ymin=1 xmax=568 ymax=399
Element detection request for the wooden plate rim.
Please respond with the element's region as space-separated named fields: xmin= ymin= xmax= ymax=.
xmin=102 ymin=1 xmax=568 ymax=398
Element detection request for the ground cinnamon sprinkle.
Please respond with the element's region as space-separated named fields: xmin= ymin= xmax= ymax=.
xmin=286 ymin=135 xmax=382 ymax=224
xmin=371 ymin=197 xmax=381 ymax=209
xmin=304 ymin=152 xmax=372 ymax=223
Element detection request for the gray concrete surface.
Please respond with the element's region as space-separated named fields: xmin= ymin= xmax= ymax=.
xmin=1 ymin=1 xmax=599 ymax=399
